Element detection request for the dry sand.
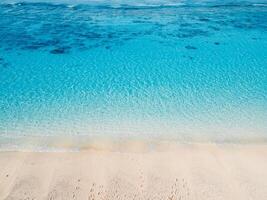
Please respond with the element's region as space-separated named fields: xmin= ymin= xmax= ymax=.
xmin=0 ymin=142 xmax=267 ymax=200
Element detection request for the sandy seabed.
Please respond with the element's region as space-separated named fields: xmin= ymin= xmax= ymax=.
xmin=0 ymin=142 xmax=267 ymax=200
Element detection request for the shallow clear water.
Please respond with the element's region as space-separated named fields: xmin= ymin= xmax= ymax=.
xmin=0 ymin=0 xmax=267 ymax=149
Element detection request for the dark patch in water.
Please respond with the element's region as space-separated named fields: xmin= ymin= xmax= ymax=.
xmin=182 ymin=55 xmax=194 ymax=60
xmin=208 ymin=26 xmax=221 ymax=31
xmin=185 ymin=45 xmax=197 ymax=50
xmin=180 ymin=23 xmax=192 ymax=27
xmin=175 ymin=28 xmax=210 ymax=39
xmin=0 ymin=58 xmax=9 ymax=68
xmin=50 ymin=47 xmax=69 ymax=54
xmin=107 ymin=33 xmax=116 ymax=39
xmin=0 ymin=2 xmax=266 ymax=53
xmin=214 ymin=42 xmax=220 ymax=45
xmin=2 ymin=63 xmax=9 ymax=68
xmin=132 ymin=20 xmax=146 ymax=24
xmin=199 ymin=18 xmax=210 ymax=22
xmin=123 ymin=37 xmax=132 ymax=41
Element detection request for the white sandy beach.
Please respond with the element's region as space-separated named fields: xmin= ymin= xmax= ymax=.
xmin=0 ymin=142 xmax=267 ymax=200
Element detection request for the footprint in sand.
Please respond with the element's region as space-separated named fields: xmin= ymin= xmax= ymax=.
xmin=168 ymin=178 xmax=191 ymax=200
xmin=88 ymin=182 xmax=105 ymax=200
xmin=47 ymin=179 xmax=82 ymax=200
xmin=4 ymin=177 xmax=39 ymax=200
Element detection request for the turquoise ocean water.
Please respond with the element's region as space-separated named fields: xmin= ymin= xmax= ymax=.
xmin=0 ymin=0 xmax=267 ymax=150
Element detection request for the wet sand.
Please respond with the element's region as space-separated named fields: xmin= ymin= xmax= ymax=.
xmin=0 ymin=143 xmax=267 ymax=200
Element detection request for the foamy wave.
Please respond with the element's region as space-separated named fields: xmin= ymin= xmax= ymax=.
xmin=1 ymin=0 xmax=267 ymax=8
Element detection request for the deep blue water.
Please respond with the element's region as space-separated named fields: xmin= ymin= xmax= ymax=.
xmin=0 ymin=0 xmax=267 ymax=149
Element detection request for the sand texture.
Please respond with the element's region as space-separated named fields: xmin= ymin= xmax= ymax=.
xmin=0 ymin=143 xmax=267 ymax=200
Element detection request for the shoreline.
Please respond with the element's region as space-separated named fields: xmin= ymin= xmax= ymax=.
xmin=1 ymin=134 xmax=267 ymax=152
xmin=1 ymin=143 xmax=267 ymax=199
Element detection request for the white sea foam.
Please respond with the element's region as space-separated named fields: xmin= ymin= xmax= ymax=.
xmin=1 ymin=0 xmax=266 ymax=7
